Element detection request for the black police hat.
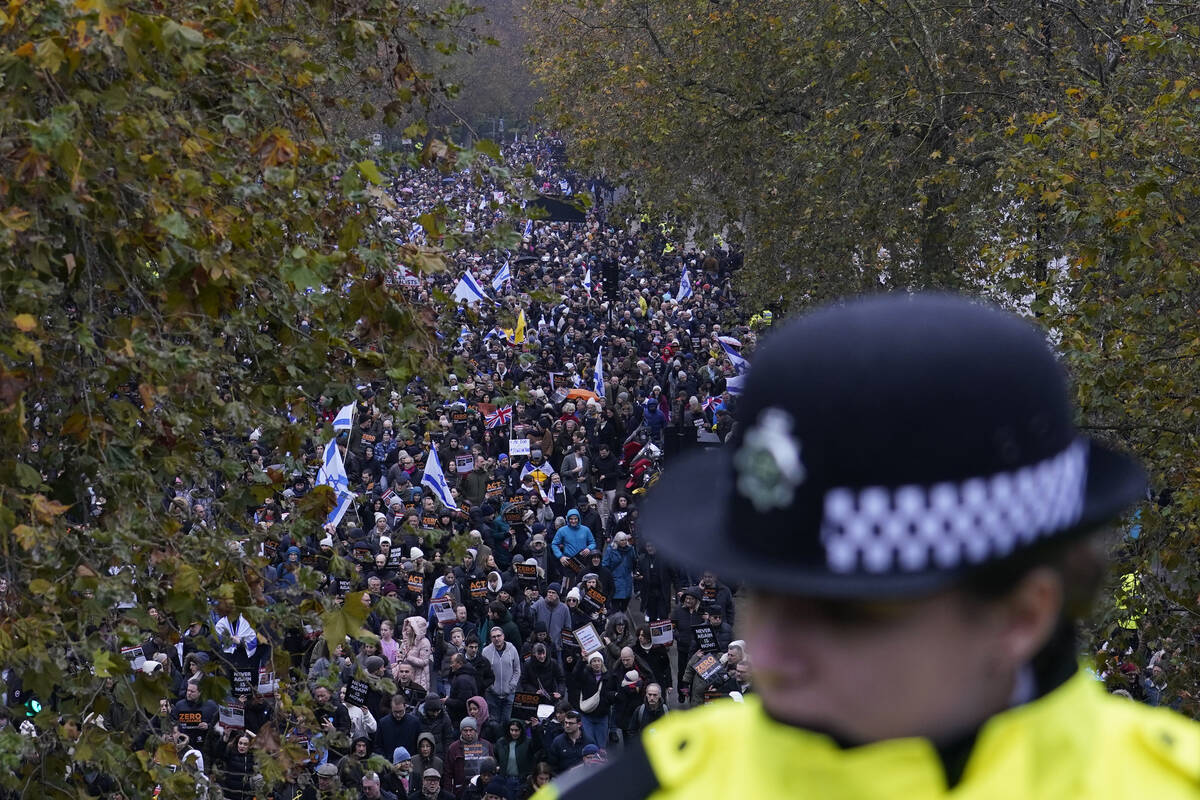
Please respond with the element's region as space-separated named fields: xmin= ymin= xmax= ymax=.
xmin=645 ymin=293 xmax=1146 ymax=597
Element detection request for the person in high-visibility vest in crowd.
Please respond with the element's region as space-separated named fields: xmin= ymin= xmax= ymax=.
xmin=540 ymin=294 xmax=1200 ymax=799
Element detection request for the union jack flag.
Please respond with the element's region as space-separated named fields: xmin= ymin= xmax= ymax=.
xmin=485 ymin=405 xmax=513 ymax=429
xmin=702 ymin=396 xmax=724 ymax=413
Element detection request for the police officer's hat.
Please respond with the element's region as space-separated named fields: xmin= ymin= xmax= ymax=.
xmin=645 ymin=294 xmax=1146 ymax=597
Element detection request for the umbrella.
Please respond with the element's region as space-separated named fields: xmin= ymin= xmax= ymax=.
xmin=565 ymin=388 xmax=599 ymax=402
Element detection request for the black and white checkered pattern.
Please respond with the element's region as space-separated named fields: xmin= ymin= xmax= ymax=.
xmin=820 ymin=441 xmax=1088 ymax=574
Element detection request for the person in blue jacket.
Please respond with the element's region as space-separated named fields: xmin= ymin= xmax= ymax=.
xmin=641 ymin=399 xmax=667 ymax=445
xmin=551 ymin=509 xmax=595 ymax=577
xmin=601 ymin=532 xmax=637 ymax=613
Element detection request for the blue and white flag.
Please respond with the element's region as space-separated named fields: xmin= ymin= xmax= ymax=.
xmin=522 ymin=219 xmax=533 ymax=238
xmin=582 ymin=267 xmax=592 ymax=292
xmin=316 ymin=438 xmax=356 ymax=526
xmin=491 ymin=260 xmax=511 ymax=293
xmin=720 ymin=340 xmax=751 ymax=375
xmin=452 ymin=271 xmax=491 ymax=306
xmin=332 ymin=402 xmax=356 ymax=433
xmin=420 ymin=447 xmax=459 ymax=511
xmin=677 ymin=266 xmax=693 ymax=301
xmin=593 ymin=347 xmax=606 ymax=399
xmin=726 ymin=373 xmax=746 ymax=396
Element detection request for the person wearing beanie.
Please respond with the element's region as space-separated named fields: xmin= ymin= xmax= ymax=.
xmin=444 ymin=715 xmax=494 ymax=797
xmin=385 ymin=745 xmax=415 ymax=797
xmin=568 ymin=651 xmax=611 ymax=748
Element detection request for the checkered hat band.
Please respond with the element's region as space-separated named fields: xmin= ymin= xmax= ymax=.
xmin=820 ymin=441 xmax=1088 ymax=574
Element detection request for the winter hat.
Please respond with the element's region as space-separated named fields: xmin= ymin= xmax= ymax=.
xmin=483 ymin=778 xmax=511 ymax=799
xmin=566 ymin=587 xmax=582 ymax=602
xmin=378 ymin=536 xmax=391 ymax=547
xmin=547 ymin=582 xmax=561 ymax=596
xmin=365 ymin=656 xmax=386 ymax=673
xmin=460 ymin=716 xmax=478 ymax=730
xmin=382 ymin=582 xmax=398 ymax=595
xmin=588 ymin=652 xmax=605 ymax=667
xmin=410 ymin=547 xmax=424 ymax=560
xmin=622 ymin=670 xmax=640 ymax=687
xmin=393 ymin=746 xmax=412 ymax=763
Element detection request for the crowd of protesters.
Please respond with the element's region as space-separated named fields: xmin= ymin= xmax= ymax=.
xmin=1 ymin=137 xmax=764 ymax=800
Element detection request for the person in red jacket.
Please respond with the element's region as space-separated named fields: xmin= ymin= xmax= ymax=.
xmin=443 ymin=716 xmax=494 ymax=797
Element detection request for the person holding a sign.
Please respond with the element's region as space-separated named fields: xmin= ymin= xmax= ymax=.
xmin=539 ymin=295 xmax=1200 ymax=799
xmin=549 ymin=510 xmax=595 ymax=580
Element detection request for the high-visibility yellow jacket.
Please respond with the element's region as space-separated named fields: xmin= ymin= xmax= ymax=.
xmin=540 ymin=669 xmax=1200 ymax=799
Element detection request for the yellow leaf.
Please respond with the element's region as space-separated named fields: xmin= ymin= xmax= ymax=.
xmin=31 ymin=494 xmax=71 ymax=524
xmin=12 ymin=524 xmax=37 ymax=551
xmin=28 ymin=578 xmax=52 ymax=595
xmin=13 ymin=313 xmax=36 ymax=332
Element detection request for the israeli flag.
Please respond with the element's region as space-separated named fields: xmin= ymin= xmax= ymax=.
xmin=582 ymin=267 xmax=592 ymax=292
xmin=593 ymin=347 xmax=606 ymax=399
xmin=421 ymin=448 xmax=459 ymax=511
xmin=559 ymin=178 xmax=571 ymax=195
xmin=720 ymin=340 xmax=751 ymax=375
xmin=332 ymin=402 xmax=356 ymax=433
xmin=452 ymin=271 xmax=491 ymax=306
xmin=522 ymin=219 xmax=533 ymax=238
xmin=492 ymin=261 xmax=511 ymax=293
xmin=677 ymin=266 xmax=693 ymax=301
xmin=726 ymin=373 xmax=746 ymax=396
xmin=316 ymin=438 xmax=356 ymax=526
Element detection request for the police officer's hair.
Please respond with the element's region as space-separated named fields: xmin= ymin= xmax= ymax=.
xmin=965 ymin=532 xmax=1106 ymax=620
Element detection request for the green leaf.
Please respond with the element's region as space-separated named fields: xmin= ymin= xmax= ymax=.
xmin=475 ymin=139 xmax=502 ymax=162
xmin=356 ymin=160 xmax=384 ymax=185
xmin=92 ymin=650 xmax=127 ymax=679
xmin=13 ymin=461 xmax=41 ymax=489
xmin=156 ymin=211 xmax=190 ymax=239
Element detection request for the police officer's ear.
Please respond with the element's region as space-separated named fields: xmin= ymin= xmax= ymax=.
xmin=990 ymin=566 xmax=1064 ymax=669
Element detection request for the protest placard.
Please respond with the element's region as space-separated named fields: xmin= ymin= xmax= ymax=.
xmin=582 ymin=586 xmax=607 ymax=615
xmin=695 ymin=652 xmax=724 ymax=681
xmin=514 ymin=562 xmax=539 ymax=584
xmin=219 ymin=702 xmax=245 ymax=729
xmin=455 ymin=455 xmax=474 ymax=474
xmin=508 ymin=438 xmax=530 ymax=456
xmin=431 ymin=598 xmax=456 ymax=623
xmin=231 ymin=669 xmax=254 ymax=697
xmin=513 ymin=692 xmax=541 ymax=720
xmin=649 ymin=620 xmax=674 ymax=646
xmin=346 ymin=679 xmax=369 ymax=706
xmin=120 ymin=644 xmax=146 ymax=671
xmin=573 ymin=623 xmax=604 ymax=655
xmin=693 ymin=624 xmax=718 ymax=653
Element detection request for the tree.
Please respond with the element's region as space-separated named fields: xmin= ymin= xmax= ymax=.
xmin=528 ymin=0 xmax=1200 ymax=705
xmin=0 ymin=0 xmax=507 ymax=795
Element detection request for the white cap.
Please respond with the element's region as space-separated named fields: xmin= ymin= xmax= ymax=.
xmin=411 ymin=547 xmax=424 ymax=560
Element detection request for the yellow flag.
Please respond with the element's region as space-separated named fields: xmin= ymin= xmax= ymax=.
xmin=514 ymin=310 xmax=527 ymax=344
